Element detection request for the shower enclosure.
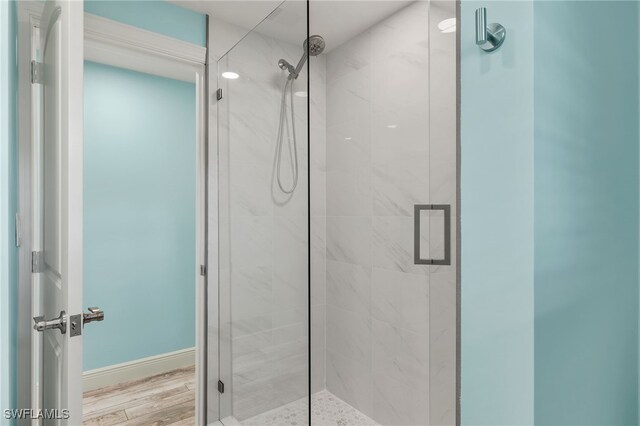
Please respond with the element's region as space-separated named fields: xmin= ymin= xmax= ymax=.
xmin=207 ymin=1 xmax=458 ymax=424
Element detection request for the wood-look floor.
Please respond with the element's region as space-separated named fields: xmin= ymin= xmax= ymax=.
xmin=83 ymin=365 xmax=195 ymax=426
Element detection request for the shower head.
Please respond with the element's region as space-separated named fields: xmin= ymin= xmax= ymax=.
xmin=304 ymin=35 xmax=325 ymax=56
xmin=280 ymin=35 xmax=326 ymax=80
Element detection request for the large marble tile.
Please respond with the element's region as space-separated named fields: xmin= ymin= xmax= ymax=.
xmin=233 ymin=377 xmax=279 ymax=421
xmin=370 ymin=101 xmax=429 ymax=166
xmin=271 ymin=171 xmax=309 ymax=218
xmin=229 ymin=161 xmax=274 ymax=217
xmin=372 ymin=369 xmax=429 ymax=426
xmin=372 ymin=216 xmax=429 ymax=275
xmin=326 ymin=169 xmax=372 ymax=217
xmin=230 ymin=215 xmax=273 ymax=269
xmin=232 ymin=329 xmax=272 ymax=359
xmin=231 ymin=266 xmax=272 ymax=337
xmin=371 ymin=268 xmax=429 ymax=334
xmin=326 ymin=304 xmax=372 ymax=365
xmin=271 ymin=367 xmax=308 ymax=407
xmin=370 ymin=2 xmax=430 ymax=114
xmin=272 ymin=306 xmax=307 ymax=332
xmin=326 ymin=216 xmax=372 ymax=266
xmin=326 ymin=260 xmax=371 ymax=316
xmin=326 ymin=114 xmax=371 ymax=170
xmin=326 ymin=29 xmax=372 ymax=83
xmin=326 ymin=65 xmax=371 ymax=127
xmin=372 ymin=160 xmax=429 ymax=217
xmin=233 ymin=349 xmax=272 ymax=386
xmin=371 ymin=319 xmax=429 ymax=386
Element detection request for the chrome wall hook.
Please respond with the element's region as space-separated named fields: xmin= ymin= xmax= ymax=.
xmin=475 ymin=8 xmax=505 ymax=52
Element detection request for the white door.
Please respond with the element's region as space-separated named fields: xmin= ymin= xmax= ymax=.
xmin=36 ymin=0 xmax=83 ymax=423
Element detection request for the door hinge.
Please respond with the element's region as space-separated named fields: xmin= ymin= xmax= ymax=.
xmin=200 ymin=265 xmax=207 ymax=276
xmin=31 ymin=60 xmax=43 ymax=84
xmin=31 ymin=251 xmax=43 ymax=273
xmin=216 ymin=88 xmax=223 ymax=101
xmin=15 ymin=213 xmax=21 ymax=247
xmin=218 ymin=380 xmax=225 ymax=394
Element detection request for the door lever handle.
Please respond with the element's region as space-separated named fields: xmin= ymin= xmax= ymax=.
xmin=33 ymin=311 xmax=67 ymax=334
xmin=83 ymin=307 xmax=104 ymax=326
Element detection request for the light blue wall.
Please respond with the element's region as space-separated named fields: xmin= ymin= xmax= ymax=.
xmin=84 ymin=1 xmax=206 ymax=47
xmin=463 ymin=1 xmax=640 ymax=424
xmin=83 ymin=61 xmax=196 ymax=370
xmin=534 ymin=2 xmax=639 ymax=424
xmin=460 ymin=2 xmax=535 ymax=424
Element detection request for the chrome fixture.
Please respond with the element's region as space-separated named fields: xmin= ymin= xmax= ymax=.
xmin=33 ymin=306 xmax=104 ymax=336
xmin=475 ymin=8 xmax=505 ymax=52
xmin=414 ymin=204 xmax=451 ymax=266
xmin=83 ymin=306 xmax=104 ymax=325
xmin=275 ymin=35 xmax=325 ymax=194
xmin=33 ymin=311 xmax=67 ymax=334
xmin=278 ymin=35 xmax=325 ymax=81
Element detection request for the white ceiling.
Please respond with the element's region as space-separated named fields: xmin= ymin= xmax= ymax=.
xmin=171 ymin=0 xmax=413 ymax=53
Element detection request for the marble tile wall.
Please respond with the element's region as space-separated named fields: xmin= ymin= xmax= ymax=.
xmin=323 ymin=2 xmax=457 ymax=425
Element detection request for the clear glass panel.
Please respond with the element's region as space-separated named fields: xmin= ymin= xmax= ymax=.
xmin=217 ymin=1 xmax=310 ymax=424
xmin=308 ymin=1 xmax=457 ymax=424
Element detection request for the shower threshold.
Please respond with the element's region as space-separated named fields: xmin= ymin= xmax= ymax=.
xmin=228 ymin=390 xmax=380 ymax=426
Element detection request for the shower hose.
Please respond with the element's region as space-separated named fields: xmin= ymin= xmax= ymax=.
xmin=275 ymin=76 xmax=299 ymax=194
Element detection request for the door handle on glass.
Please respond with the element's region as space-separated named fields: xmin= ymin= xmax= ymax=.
xmin=33 ymin=311 xmax=67 ymax=334
xmin=83 ymin=307 xmax=104 ymax=326
xmin=414 ymin=204 xmax=451 ymax=266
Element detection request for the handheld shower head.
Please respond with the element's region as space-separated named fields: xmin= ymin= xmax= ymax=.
xmin=278 ymin=59 xmax=296 ymax=74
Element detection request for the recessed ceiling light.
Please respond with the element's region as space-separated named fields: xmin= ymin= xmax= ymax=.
xmin=386 ymin=124 xmax=397 ymax=129
xmin=345 ymin=137 xmax=352 ymax=141
xmin=295 ymin=91 xmax=308 ymax=98
xmin=438 ymin=18 xmax=456 ymax=33
xmin=222 ymin=71 xmax=239 ymax=79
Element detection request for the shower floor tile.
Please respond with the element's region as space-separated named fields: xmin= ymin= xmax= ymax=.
xmin=241 ymin=390 xmax=379 ymax=426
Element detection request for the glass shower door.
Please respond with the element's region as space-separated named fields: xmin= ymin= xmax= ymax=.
xmin=305 ymin=1 xmax=458 ymax=424
xmin=216 ymin=1 xmax=310 ymax=424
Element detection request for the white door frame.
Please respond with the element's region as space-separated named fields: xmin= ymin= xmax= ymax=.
xmin=16 ymin=3 xmax=209 ymax=424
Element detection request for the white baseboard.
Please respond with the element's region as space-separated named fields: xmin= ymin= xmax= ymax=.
xmin=83 ymin=347 xmax=195 ymax=392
